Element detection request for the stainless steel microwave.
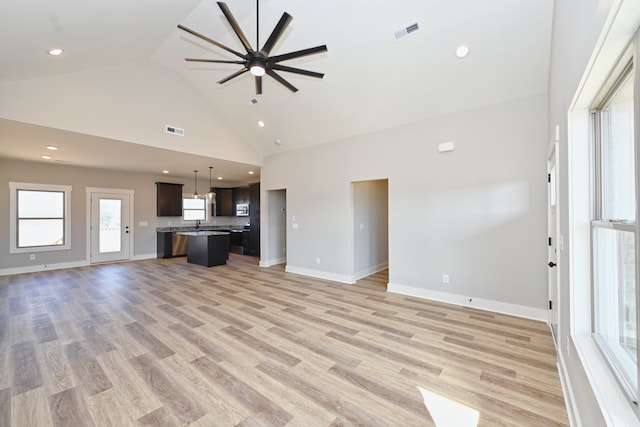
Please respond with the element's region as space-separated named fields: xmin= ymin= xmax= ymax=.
xmin=236 ymin=203 xmax=249 ymax=216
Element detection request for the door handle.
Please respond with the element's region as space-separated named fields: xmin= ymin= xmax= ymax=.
xmin=548 ymin=261 xmax=557 ymax=268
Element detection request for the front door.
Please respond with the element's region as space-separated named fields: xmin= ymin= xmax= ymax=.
xmin=90 ymin=192 xmax=131 ymax=263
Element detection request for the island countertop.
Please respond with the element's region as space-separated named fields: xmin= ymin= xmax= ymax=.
xmin=177 ymin=231 xmax=230 ymax=237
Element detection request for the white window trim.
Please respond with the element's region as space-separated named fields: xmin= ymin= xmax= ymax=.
xmin=9 ymin=182 xmax=72 ymax=254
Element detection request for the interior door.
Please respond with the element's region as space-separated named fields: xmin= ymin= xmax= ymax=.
xmin=547 ymin=144 xmax=559 ymax=341
xmin=91 ymin=193 xmax=131 ymax=263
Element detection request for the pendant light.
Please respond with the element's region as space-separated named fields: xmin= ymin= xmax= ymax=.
xmin=192 ymin=169 xmax=199 ymax=199
xmin=206 ymin=166 xmax=216 ymax=203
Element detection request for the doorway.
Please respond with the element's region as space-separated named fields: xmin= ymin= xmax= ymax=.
xmin=547 ymin=143 xmax=559 ymax=341
xmin=87 ymin=189 xmax=133 ymax=264
xmin=266 ymin=189 xmax=287 ymax=266
xmin=352 ymin=179 xmax=389 ymax=283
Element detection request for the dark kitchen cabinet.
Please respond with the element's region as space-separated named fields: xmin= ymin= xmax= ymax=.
xmin=214 ymin=188 xmax=233 ymax=217
xmin=246 ymin=183 xmax=260 ymax=256
xmin=156 ymin=182 xmax=183 ymax=217
xmin=233 ymin=187 xmax=250 ymax=205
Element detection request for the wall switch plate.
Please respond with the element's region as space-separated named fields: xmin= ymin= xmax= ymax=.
xmin=29 ymin=254 xmax=36 ymax=260
xmin=442 ymin=274 xmax=449 ymax=284
xmin=316 ymin=257 xmax=321 ymax=264
xmin=438 ymin=141 xmax=454 ymax=153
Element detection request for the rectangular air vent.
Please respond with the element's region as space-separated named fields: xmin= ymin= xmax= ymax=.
xmin=165 ymin=125 xmax=184 ymax=136
xmin=394 ymin=22 xmax=420 ymax=41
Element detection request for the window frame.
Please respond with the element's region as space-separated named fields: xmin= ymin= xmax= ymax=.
xmin=589 ymin=51 xmax=640 ymax=404
xmin=9 ymin=182 xmax=72 ymax=253
xmin=182 ymin=196 xmax=207 ymax=222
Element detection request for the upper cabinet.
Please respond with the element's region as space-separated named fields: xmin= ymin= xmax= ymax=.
xmin=214 ymin=188 xmax=233 ymax=217
xmin=156 ymin=182 xmax=183 ymax=217
xmin=233 ymin=187 xmax=250 ymax=205
xmin=213 ymin=185 xmax=258 ymax=217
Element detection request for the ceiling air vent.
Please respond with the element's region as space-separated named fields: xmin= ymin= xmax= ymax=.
xmin=394 ymin=22 xmax=420 ymax=41
xmin=165 ymin=125 xmax=184 ymax=136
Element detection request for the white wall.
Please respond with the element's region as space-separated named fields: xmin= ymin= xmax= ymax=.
xmin=261 ymin=92 xmax=548 ymax=316
xmin=0 ymin=61 xmax=261 ymax=166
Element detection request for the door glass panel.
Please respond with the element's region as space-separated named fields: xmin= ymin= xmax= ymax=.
xmin=99 ymin=199 xmax=121 ymax=253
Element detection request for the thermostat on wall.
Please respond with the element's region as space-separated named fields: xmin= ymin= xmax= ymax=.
xmin=438 ymin=141 xmax=454 ymax=153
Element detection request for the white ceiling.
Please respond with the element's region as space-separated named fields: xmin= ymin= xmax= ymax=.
xmin=0 ymin=0 xmax=554 ymax=180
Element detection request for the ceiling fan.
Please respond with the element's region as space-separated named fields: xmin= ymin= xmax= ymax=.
xmin=178 ymin=1 xmax=328 ymax=95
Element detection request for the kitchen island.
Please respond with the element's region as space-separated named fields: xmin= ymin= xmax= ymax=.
xmin=177 ymin=231 xmax=230 ymax=267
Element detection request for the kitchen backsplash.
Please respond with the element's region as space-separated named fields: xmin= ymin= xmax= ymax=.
xmin=155 ymin=216 xmax=250 ymax=229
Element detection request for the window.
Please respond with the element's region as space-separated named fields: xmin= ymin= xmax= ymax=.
xmin=591 ymin=59 xmax=638 ymax=398
xmin=9 ymin=182 xmax=72 ymax=253
xmin=183 ymin=197 xmax=206 ymax=221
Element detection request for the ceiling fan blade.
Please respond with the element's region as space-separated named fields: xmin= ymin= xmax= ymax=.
xmin=217 ymin=2 xmax=253 ymax=54
xmin=255 ymin=76 xmax=263 ymax=95
xmin=217 ymin=68 xmax=249 ymax=84
xmin=185 ymin=58 xmax=245 ymax=64
xmin=259 ymin=12 xmax=293 ymax=57
xmin=272 ymin=64 xmax=324 ymax=79
xmin=270 ymin=45 xmax=328 ymax=63
xmin=178 ymin=24 xmax=245 ymax=59
xmin=266 ymin=70 xmax=298 ymax=93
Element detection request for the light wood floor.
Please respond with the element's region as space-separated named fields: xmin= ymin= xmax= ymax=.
xmin=0 ymin=254 xmax=568 ymax=426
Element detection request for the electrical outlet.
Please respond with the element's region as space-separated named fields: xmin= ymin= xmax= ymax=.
xmin=29 ymin=254 xmax=36 ymax=261
xmin=316 ymin=257 xmax=321 ymax=265
xmin=442 ymin=274 xmax=449 ymax=284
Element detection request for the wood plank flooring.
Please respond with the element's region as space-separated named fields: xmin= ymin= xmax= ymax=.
xmin=0 ymin=255 xmax=569 ymax=426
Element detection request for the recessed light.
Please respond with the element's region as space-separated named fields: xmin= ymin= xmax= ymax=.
xmin=257 ymin=120 xmax=265 ymax=127
xmin=41 ymin=155 xmax=53 ymax=160
xmin=248 ymin=171 xmax=255 ymax=175
xmin=162 ymin=170 xmax=170 ymax=174
xmin=455 ymin=45 xmax=469 ymax=58
xmin=48 ymin=48 xmax=63 ymax=56
xmin=217 ymin=176 xmax=224 ymax=180
xmin=274 ymin=138 xmax=282 ymax=145
xmin=45 ymin=145 xmax=59 ymax=151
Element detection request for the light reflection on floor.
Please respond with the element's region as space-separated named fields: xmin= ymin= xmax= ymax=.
xmin=418 ymin=386 xmax=479 ymax=427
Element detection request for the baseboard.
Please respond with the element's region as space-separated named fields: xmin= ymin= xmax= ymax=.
xmin=353 ymin=262 xmax=389 ymax=281
xmin=0 ymin=253 xmax=158 ymax=276
xmin=557 ymin=349 xmax=581 ymax=427
xmin=0 ymin=260 xmax=89 ymax=276
xmin=285 ymin=265 xmax=355 ymax=284
xmin=387 ymin=283 xmax=548 ymax=322
xmin=131 ymin=253 xmax=157 ymax=261
xmin=260 ymin=257 xmax=286 ymax=268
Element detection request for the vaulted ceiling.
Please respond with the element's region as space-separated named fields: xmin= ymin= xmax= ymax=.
xmin=0 ymin=0 xmax=553 ymax=183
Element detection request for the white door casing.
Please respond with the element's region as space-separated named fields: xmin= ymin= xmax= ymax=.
xmin=547 ymin=142 xmax=559 ymax=341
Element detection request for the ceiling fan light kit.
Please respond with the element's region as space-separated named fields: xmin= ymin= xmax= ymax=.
xmin=178 ymin=1 xmax=327 ymax=95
